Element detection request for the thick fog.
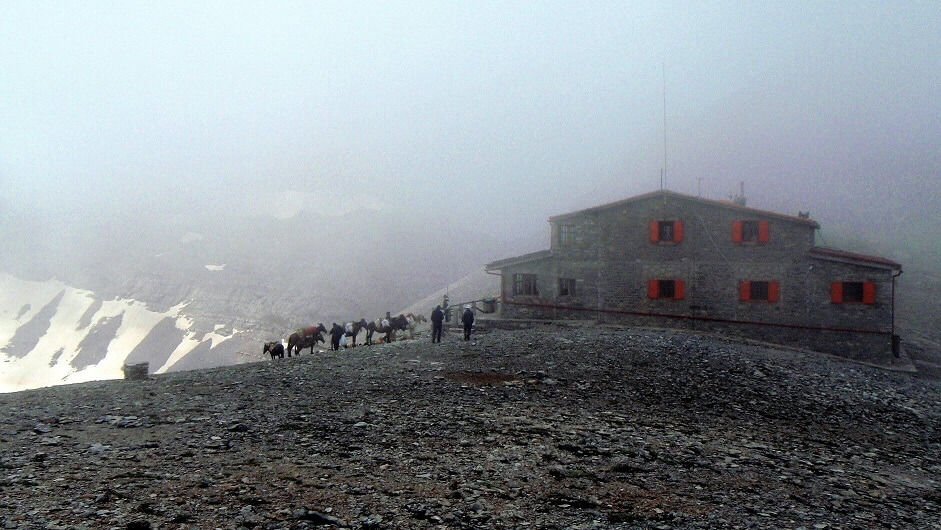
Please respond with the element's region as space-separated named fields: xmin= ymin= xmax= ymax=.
xmin=1 ymin=2 xmax=938 ymax=266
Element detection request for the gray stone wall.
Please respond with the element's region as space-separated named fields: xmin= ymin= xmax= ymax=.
xmin=499 ymin=193 xmax=898 ymax=361
xmin=550 ymin=194 xmax=816 ymax=262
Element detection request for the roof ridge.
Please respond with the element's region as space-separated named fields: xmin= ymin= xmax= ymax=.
xmin=549 ymin=189 xmax=820 ymax=227
xmin=809 ymin=246 xmax=902 ymax=269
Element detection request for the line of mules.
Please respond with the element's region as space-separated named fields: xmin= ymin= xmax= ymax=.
xmin=263 ymin=314 xmax=428 ymax=359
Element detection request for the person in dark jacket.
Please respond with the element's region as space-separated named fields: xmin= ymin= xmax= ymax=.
xmin=329 ymin=323 xmax=344 ymax=351
xmin=431 ymin=305 xmax=444 ymax=343
xmin=461 ymin=305 xmax=474 ymax=341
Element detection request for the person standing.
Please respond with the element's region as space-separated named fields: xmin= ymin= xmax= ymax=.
xmin=382 ymin=312 xmax=392 ymax=343
xmin=461 ymin=305 xmax=475 ymax=341
xmin=329 ymin=323 xmax=344 ymax=351
xmin=431 ymin=305 xmax=444 ymax=343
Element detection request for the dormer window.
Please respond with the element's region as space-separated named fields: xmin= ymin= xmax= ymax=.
xmin=558 ymin=224 xmax=575 ymax=247
xmin=649 ymin=220 xmax=683 ymax=244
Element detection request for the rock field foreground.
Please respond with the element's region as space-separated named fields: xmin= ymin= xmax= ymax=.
xmin=1 ymin=324 xmax=939 ymax=529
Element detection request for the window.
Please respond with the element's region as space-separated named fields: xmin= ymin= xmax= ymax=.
xmin=739 ymin=280 xmax=780 ymax=302
xmin=559 ymin=224 xmax=575 ymax=247
xmin=558 ymin=278 xmax=577 ymax=297
xmin=732 ymin=220 xmax=769 ymax=244
xmin=831 ymin=281 xmax=875 ymax=304
xmin=742 ymin=221 xmax=759 ymax=242
xmin=659 ymin=221 xmax=674 ymax=241
xmin=647 ymin=279 xmax=685 ymax=300
xmin=649 ymin=220 xmax=683 ymax=243
xmin=513 ymin=274 xmax=539 ymax=296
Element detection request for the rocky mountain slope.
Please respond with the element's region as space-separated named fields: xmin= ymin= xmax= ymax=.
xmin=0 ymin=205 xmax=535 ymax=392
xmin=0 ymin=324 xmax=937 ymax=529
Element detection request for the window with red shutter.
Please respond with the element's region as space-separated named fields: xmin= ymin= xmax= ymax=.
xmin=731 ymin=221 xmax=743 ymax=243
xmin=843 ymin=282 xmax=864 ymax=303
xmin=833 ymin=281 xmax=875 ymax=304
xmin=741 ymin=280 xmax=779 ymax=302
xmin=733 ymin=220 xmax=768 ymax=244
xmin=651 ymin=220 xmax=682 ymax=244
xmin=831 ymin=282 xmax=844 ymax=303
xmin=649 ymin=279 xmax=683 ymax=299
xmin=758 ymin=221 xmax=770 ymax=243
xmin=862 ymin=282 xmax=876 ymax=304
xmin=658 ymin=221 xmax=674 ymax=242
xmin=658 ymin=280 xmax=675 ymax=298
xmin=768 ymin=281 xmax=780 ymax=302
xmin=673 ymin=280 xmax=685 ymax=300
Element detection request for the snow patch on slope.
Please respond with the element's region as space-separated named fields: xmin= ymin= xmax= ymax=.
xmin=0 ymin=272 xmax=241 ymax=393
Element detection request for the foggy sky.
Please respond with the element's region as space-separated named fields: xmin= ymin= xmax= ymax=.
xmin=1 ymin=1 xmax=938 ymax=245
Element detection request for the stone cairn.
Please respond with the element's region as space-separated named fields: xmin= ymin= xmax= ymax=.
xmin=122 ymin=362 xmax=149 ymax=381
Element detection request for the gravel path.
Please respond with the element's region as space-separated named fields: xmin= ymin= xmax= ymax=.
xmin=1 ymin=324 xmax=938 ymax=529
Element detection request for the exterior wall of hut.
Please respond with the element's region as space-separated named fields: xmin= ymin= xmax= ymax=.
xmin=497 ymin=193 xmax=897 ymax=361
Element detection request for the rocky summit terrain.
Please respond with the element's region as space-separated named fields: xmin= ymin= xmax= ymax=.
xmin=0 ymin=324 xmax=938 ymax=529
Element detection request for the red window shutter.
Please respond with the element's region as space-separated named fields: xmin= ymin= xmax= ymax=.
xmin=739 ymin=281 xmax=751 ymax=301
xmin=768 ymin=281 xmax=780 ymax=302
xmin=731 ymin=221 xmax=743 ymax=243
xmin=831 ymin=282 xmax=843 ymax=303
xmin=863 ymin=281 xmax=876 ymax=304
xmin=674 ymin=280 xmax=685 ymax=300
xmin=647 ymin=279 xmax=659 ymax=299
xmin=758 ymin=220 xmax=770 ymax=243
xmin=673 ymin=220 xmax=683 ymax=243
xmin=649 ymin=221 xmax=659 ymax=243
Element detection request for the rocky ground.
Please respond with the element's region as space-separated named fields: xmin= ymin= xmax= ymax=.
xmin=0 ymin=323 xmax=938 ymax=529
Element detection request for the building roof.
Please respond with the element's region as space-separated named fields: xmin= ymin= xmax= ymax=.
xmin=809 ymin=247 xmax=902 ymax=270
xmin=485 ymin=250 xmax=552 ymax=271
xmin=548 ymin=189 xmax=820 ymax=228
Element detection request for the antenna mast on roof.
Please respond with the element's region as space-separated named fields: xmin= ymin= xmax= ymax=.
xmin=661 ymin=61 xmax=667 ymax=191
xmin=730 ymin=181 xmax=747 ymax=206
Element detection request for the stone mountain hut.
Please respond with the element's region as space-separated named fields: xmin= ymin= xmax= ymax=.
xmin=485 ymin=190 xmax=903 ymax=363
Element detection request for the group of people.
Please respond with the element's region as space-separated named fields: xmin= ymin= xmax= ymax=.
xmin=431 ymin=304 xmax=476 ymax=342
xmin=271 ymin=304 xmax=479 ymax=359
xmin=323 ymin=303 xmax=476 ymax=352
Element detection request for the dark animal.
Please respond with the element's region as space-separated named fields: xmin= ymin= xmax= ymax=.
xmin=263 ymin=341 xmax=285 ymax=360
xmin=385 ymin=314 xmax=409 ymax=343
xmin=287 ymin=324 xmax=326 ymax=356
xmin=345 ymin=319 xmax=369 ymax=347
xmin=365 ymin=315 xmax=410 ymax=344
xmin=364 ymin=320 xmax=377 ymax=345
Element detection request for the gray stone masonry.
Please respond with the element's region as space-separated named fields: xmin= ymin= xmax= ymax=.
xmin=490 ymin=190 xmax=901 ymax=362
